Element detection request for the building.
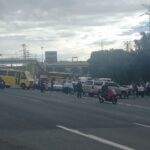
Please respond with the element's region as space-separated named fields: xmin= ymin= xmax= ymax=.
xmin=45 ymin=51 xmax=57 ymax=63
xmin=45 ymin=61 xmax=89 ymax=76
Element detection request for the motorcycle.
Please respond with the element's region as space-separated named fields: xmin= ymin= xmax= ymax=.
xmin=98 ymin=89 xmax=118 ymax=104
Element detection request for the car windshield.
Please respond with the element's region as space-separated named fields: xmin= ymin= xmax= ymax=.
xmin=25 ymin=71 xmax=33 ymax=79
xmin=94 ymin=81 xmax=103 ymax=86
xmin=85 ymin=80 xmax=94 ymax=85
xmin=108 ymin=82 xmax=119 ymax=87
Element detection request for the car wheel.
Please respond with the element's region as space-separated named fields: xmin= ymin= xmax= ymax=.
xmin=121 ymin=91 xmax=128 ymax=99
xmin=112 ymin=97 xmax=117 ymax=104
xmin=88 ymin=93 xmax=94 ymax=97
xmin=21 ymin=83 xmax=26 ymax=89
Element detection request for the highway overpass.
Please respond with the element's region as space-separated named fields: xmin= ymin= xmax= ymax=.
xmin=0 ymin=58 xmax=89 ymax=75
xmin=0 ymin=58 xmax=37 ymax=64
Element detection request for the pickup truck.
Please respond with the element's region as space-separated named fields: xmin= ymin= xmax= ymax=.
xmin=83 ymin=80 xmax=129 ymax=98
xmin=82 ymin=80 xmax=102 ymax=97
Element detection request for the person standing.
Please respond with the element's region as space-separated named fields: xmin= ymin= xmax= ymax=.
xmin=0 ymin=77 xmax=5 ymax=89
xmin=72 ymin=81 xmax=77 ymax=94
xmin=138 ymin=84 xmax=145 ymax=97
xmin=146 ymin=82 xmax=150 ymax=97
xmin=39 ymin=79 xmax=45 ymax=93
xmin=132 ymin=82 xmax=138 ymax=97
xmin=76 ymin=81 xmax=83 ymax=98
xmin=101 ymin=82 xmax=109 ymax=99
xmin=51 ymin=78 xmax=54 ymax=91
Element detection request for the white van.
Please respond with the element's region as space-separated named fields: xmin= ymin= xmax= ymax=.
xmin=78 ymin=76 xmax=92 ymax=83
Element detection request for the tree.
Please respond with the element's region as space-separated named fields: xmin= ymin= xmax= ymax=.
xmin=89 ymin=32 xmax=150 ymax=84
xmin=89 ymin=49 xmax=134 ymax=84
xmin=134 ymin=32 xmax=150 ymax=82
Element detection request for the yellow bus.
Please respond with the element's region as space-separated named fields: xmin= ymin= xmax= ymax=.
xmin=48 ymin=72 xmax=75 ymax=81
xmin=0 ymin=69 xmax=34 ymax=89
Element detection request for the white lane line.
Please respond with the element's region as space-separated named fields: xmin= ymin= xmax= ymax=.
xmin=133 ymin=104 xmax=150 ymax=110
xmin=56 ymin=125 xmax=135 ymax=150
xmin=134 ymin=123 xmax=150 ymax=128
xmin=118 ymin=103 xmax=150 ymax=110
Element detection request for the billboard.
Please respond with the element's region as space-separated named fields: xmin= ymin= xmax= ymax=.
xmin=45 ymin=51 xmax=57 ymax=63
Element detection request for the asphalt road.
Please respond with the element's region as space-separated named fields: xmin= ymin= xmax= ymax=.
xmin=0 ymin=89 xmax=150 ymax=150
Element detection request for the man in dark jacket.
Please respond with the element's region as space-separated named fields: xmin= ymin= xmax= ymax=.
xmin=39 ymin=79 xmax=45 ymax=92
xmin=101 ymin=82 xmax=109 ymax=99
xmin=0 ymin=77 xmax=5 ymax=89
xmin=76 ymin=81 xmax=83 ymax=98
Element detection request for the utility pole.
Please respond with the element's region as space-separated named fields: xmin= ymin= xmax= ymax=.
xmin=22 ymin=44 xmax=29 ymax=60
xmin=124 ymin=41 xmax=132 ymax=51
xmin=22 ymin=44 xmax=26 ymax=59
xmin=22 ymin=44 xmax=30 ymax=71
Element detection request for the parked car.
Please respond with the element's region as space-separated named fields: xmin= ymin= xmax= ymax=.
xmin=82 ymin=80 xmax=102 ymax=97
xmin=48 ymin=81 xmax=63 ymax=91
xmin=62 ymin=80 xmax=74 ymax=94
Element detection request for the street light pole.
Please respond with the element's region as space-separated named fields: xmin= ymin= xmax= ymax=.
xmin=41 ymin=46 xmax=44 ymax=63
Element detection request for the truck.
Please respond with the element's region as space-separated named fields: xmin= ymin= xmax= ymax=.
xmin=83 ymin=79 xmax=129 ymax=98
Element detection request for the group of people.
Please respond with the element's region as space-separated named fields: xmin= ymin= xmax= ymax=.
xmin=38 ymin=78 xmax=83 ymax=98
xmin=2 ymin=74 xmax=150 ymax=99
xmin=63 ymin=80 xmax=83 ymax=98
xmin=128 ymin=82 xmax=150 ymax=98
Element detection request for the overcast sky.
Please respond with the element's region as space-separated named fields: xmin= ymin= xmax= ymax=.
xmin=0 ymin=0 xmax=149 ymax=61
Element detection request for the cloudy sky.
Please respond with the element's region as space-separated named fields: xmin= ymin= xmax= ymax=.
xmin=0 ymin=0 xmax=149 ymax=61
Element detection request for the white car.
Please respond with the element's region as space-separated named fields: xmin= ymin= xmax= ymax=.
xmin=48 ymin=81 xmax=63 ymax=91
xmin=62 ymin=81 xmax=74 ymax=93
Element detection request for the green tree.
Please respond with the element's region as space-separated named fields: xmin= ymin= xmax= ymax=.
xmin=89 ymin=32 xmax=150 ymax=84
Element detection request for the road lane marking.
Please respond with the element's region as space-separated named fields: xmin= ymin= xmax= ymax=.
xmin=118 ymin=102 xmax=150 ymax=110
xmin=56 ymin=125 xmax=135 ymax=150
xmin=134 ymin=123 xmax=150 ymax=128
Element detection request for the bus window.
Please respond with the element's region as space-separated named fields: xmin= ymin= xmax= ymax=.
xmin=20 ymin=72 xmax=27 ymax=80
xmin=0 ymin=70 xmax=7 ymax=76
xmin=48 ymin=72 xmax=74 ymax=81
xmin=25 ymin=71 xmax=32 ymax=79
xmin=8 ymin=71 xmax=16 ymax=76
